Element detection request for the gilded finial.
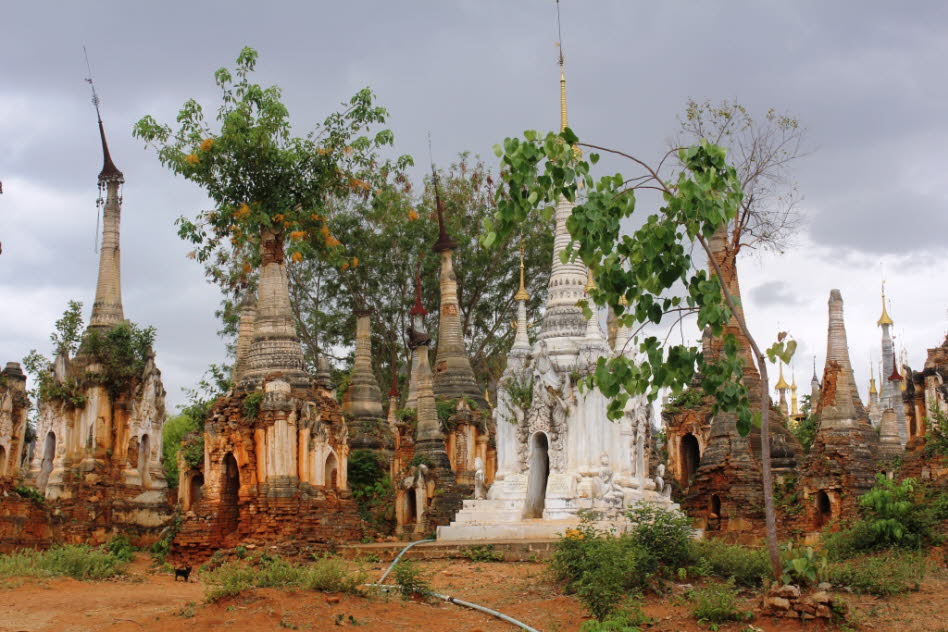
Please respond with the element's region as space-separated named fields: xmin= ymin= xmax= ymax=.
xmin=584 ymin=267 xmax=597 ymax=293
xmin=775 ymin=362 xmax=790 ymax=390
xmin=514 ymin=241 xmax=530 ymax=301
xmin=877 ymin=280 xmax=894 ymax=326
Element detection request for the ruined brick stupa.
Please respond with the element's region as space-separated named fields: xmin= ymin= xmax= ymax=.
xmin=25 ymin=104 xmax=171 ymax=543
xmin=438 ymin=63 xmax=675 ymax=540
xmin=173 ymin=229 xmax=361 ymax=563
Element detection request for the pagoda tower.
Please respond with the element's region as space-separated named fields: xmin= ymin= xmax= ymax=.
xmin=342 ymin=310 xmax=390 ymax=459
xmin=430 ymin=171 xmax=488 ymax=409
xmin=877 ymin=283 xmax=908 ymax=446
xmin=775 ymin=363 xmax=790 ymax=416
xmin=88 ymin=108 xmax=125 ymax=330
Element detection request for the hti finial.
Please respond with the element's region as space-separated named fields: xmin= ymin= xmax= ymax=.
xmin=84 ymin=46 xmax=123 ymax=183
xmin=515 ymin=240 xmax=530 ymax=301
xmin=410 ymin=252 xmax=427 ymax=316
xmin=431 ymin=162 xmax=458 ymax=253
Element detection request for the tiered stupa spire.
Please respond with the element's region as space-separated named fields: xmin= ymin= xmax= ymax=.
xmin=511 ymin=243 xmax=531 ymax=354
xmin=818 ymin=289 xmax=866 ymax=427
xmin=877 ymin=282 xmax=907 ymax=446
xmin=775 ymin=362 xmax=790 ymax=416
xmin=238 ymin=230 xmax=311 ymax=391
xmin=406 ymin=257 xmax=429 ymax=411
xmin=343 ymin=310 xmax=389 ymax=455
xmin=430 ymin=169 xmax=487 ymax=408
xmin=790 ymin=370 xmax=800 ymax=417
xmin=538 ymin=51 xmax=589 ymax=347
xmin=88 ymin=93 xmax=126 ymax=330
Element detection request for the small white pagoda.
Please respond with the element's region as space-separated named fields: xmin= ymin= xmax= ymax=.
xmin=437 ymin=65 xmax=677 ymax=541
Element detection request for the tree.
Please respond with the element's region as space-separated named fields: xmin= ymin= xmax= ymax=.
xmin=485 ymin=127 xmax=791 ymax=581
xmin=133 ymin=46 xmax=412 ymax=291
xmin=206 ymin=154 xmax=553 ymax=393
xmin=676 ymin=99 xmax=805 ymax=284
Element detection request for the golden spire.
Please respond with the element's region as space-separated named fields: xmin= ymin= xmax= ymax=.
xmin=869 ymin=364 xmax=878 ymax=396
xmin=790 ymin=369 xmax=800 ymax=415
xmin=775 ymin=362 xmax=790 ymax=390
xmin=584 ymin=267 xmax=597 ymax=293
xmin=560 ymin=66 xmax=568 ymax=132
xmin=514 ymin=241 xmax=530 ymax=301
xmin=877 ymin=280 xmax=894 ymax=326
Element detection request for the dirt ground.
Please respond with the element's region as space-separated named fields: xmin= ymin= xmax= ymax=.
xmin=0 ymin=554 xmax=945 ymax=632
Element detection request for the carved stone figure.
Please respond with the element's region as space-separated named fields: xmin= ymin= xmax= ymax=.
xmin=473 ymin=457 xmax=487 ymax=500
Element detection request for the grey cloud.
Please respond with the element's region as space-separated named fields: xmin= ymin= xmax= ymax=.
xmin=750 ymin=281 xmax=805 ymax=308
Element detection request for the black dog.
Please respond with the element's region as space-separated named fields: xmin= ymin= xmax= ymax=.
xmin=174 ymin=566 xmax=192 ymax=582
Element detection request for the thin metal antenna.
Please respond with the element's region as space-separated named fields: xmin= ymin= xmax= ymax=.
xmin=83 ymin=46 xmax=102 ymax=122
xmin=555 ymin=0 xmax=564 ymax=67
xmin=83 ymin=46 xmax=104 ymax=253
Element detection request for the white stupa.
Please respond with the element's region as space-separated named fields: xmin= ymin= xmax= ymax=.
xmin=437 ymin=64 xmax=677 ymax=541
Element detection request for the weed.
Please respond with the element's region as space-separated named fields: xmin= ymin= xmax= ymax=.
xmin=202 ymin=555 xmax=365 ymax=602
xmin=176 ymin=602 xmax=197 ymax=618
xmin=0 ymin=545 xmax=127 ymax=580
xmin=391 ymin=560 xmax=431 ymax=600
xmin=460 ymin=545 xmax=504 ymax=562
xmin=690 ymin=580 xmax=752 ymax=626
xmin=688 ymin=540 xmax=770 ymax=587
xmin=823 ymin=551 xmax=925 ymax=595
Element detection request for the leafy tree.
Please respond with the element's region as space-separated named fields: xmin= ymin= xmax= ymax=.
xmin=485 ymin=126 xmax=791 ymax=581
xmin=133 ymin=45 xmax=411 ymax=296
xmin=50 ymin=300 xmax=84 ymax=357
xmin=675 ymin=99 xmax=805 ymax=262
xmin=205 ymin=154 xmax=553 ymax=393
xmin=161 ymin=413 xmax=197 ymax=488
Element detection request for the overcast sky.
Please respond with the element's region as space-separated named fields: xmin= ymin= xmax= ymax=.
xmin=2 ymin=1 xmax=946 ymax=412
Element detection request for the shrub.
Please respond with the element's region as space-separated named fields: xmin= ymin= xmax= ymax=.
xmin=150 ymin=512 xmax=183 ymax=564
xmin=690 ymin=580 xmax=751 ymax=625
xmin=391 ymin=560 xmax=431 ymax=600
xmin=823 ymin=551 xmax=925 ymax=596
xmin=105 ymin=534 xmax=136 ymax=562
xmin=0 ymin=545 xmax=127 ymax=580
xmin=203 ymin=555 xmax=365 ymax=602
xmin=923 ymin=405 xmax=948 ymax=457
xmin=161 ymin=413 xmax=199 ymax=488
xmin=348 ymin=449 xmax=395 ymax=534
xmin=688 ymin=540 xmax=770 ymax=587
xmin=12 ymin=485 xmax=45 ymax=504
xmin=579 ymin=597 xmax=651 ymax=631
xmin=626 ymin=502 xmax=693 ymax=569
xmin=551 ymin=525 xmax=656 ymax=620
xmin=780 ymin=544 xmax=825 ymax=587
xmin=823 ymin=475 xmax=942 ymax=559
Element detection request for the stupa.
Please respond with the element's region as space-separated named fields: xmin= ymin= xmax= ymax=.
xmin=438 ymin=59 xmax=675 ymax=541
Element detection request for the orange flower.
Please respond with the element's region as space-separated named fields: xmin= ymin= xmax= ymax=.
xmin=351 ymin=257 xmax=359 ymax=268
xmin=325 ymin=235 xmax=341 ymax=248
xmin=242 ymin=263 xmax=252 ymax=274
xmin=235 ymin=203 xmax=251 ymax=220
xmin=407 ymin=209 xmax=419 ymax=222
xmin=185 ymin=153 xmax=199 ymax=165
xmin=343 ymin=145 xmax=354 ymax=156
xmin=199 ymin=138 xmax=215 ymax=152
xmin=320 ymin=224 xmax=331 ymax=238
xmin=291 ymin=252 xmax=303 ymax=263
xmin=341 ymin=262 xmax=350 ymax=272
xmin=273 ymin=213 xmax=285 ymax=223
xmin=317 ymin=147 xmax=330 ymax=156
xmin=289 ymin=230 xmax=306 ymax=241
xmin=310 ymin=213 xmax=322 ymax=222
xmin=186 ymin=250 xmax=196 ymax=260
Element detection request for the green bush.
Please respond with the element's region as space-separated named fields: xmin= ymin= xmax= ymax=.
xmin=625 ymin=502 xmax=694 ymax=569
xmin=823 ymin=551 xmax=925 ymax=596
xmin=690 ymin=580 xmax=751 ymax=625
xmin=688 ymin=540 xmax=770 ymax=587
xmin=0 ymin=545 xmax=127 ymax=580
xmin=12 ymin=485 xmax=45 ymax=504
xmin=105 ymin=534 xmax=136 ymax=562
xmin=551 ymin=526 xmax=656 ymax=620
xmin=391 ymin=560 xmax=431 ymax=600
xmin=161 ymin=413 xmax=199 ymax=488
xmin=202 ymin=555 xmax=365 ymax=602
xmin=348 ymin=449 xmax=395 ymax=534
xmin=780 ymin=544 xmax=825 ymax=587
xmin=579 ymin=597 xmax=651 ymax=631
xmin=823 ymin=475 xmax=943 ymax=560
xmin=923 ymin=405 xmax=948 ymax=457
